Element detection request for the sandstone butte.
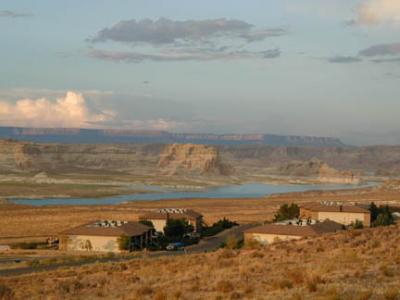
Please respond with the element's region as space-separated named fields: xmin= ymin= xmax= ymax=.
xmin=158 ymin=143 xmax=234 ymax=176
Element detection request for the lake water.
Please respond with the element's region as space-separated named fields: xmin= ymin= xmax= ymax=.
xmin=8 ymin=182 xmax=371 ymax=206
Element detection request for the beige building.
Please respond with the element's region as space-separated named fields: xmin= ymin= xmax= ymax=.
xmin=139 ymin=208 xmax=203 ymax=233
xmin=300 ymin=202 xmax=371 ymax=227
xmin=59 ymin=220 xmax=153 ymax=253
xmin=245 ymin=220 xmax=343 ymax=245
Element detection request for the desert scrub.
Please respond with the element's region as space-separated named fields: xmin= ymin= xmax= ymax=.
xmin=216 ymin=280 xmax=234 ymax=293
xmin=384 ymin=288 xmax=399 ymax=300
xmin=136 ymin=285 xmax=153 ymax=297
xmin=0 ymin=283 xmax=14 ymax=300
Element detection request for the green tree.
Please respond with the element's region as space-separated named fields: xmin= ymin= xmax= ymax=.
xmin=273 ymin=203 xmax=300 ymax=222
xmin=139 ymin=220 xmax=154 ymax=228
xmin=117 ymin=234 xmax=131 ymax=251
xmin=368 ymin=202 xmax=380 ymax=222
xmin=373 ymin=205 xmax=394 ymax=227
xmin=163 ymin=219 xmax=192 ymax=240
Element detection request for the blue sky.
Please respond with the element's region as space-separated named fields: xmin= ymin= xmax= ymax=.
xmin=0 ymin=0 xmax=400 ymax=145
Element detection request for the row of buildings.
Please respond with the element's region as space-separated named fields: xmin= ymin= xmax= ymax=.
xmin=244 ymin=202 xmax=371 ymax=245
xmin=59 ymin=209 xmax=203 ymax=253
xmin=59 ymin=201 xmax=372 ymax=253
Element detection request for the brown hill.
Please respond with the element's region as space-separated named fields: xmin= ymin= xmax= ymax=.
xmin=2 ymin=225 xmax=399 ymax=299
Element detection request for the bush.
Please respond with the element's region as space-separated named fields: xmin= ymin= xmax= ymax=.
xmin=225 ymin=235 xmax=241 ymax=249
xmin=351 ymin=220 xmax=364 ymax=229
xmin=10 ymin=242 xmax=40 ymax=250
xmin=117 ymin=235 xmax=131 ymax=251
xmin=216 ymin=280 xmax=234 ymax=293
xmin=0 ymin=283 xmax=14 ymax=300
xmin=278 ymin=279 xmax=293 ymax=290
xmin=202 ymin=218 xmax=238 ymax=237
xmin=136 ymin=286 xmax=153 ymax=297
xmin=273 ymin=203 xmax=300 ymax=222
xmin=384 ymin=288 xmax=399 ymax=300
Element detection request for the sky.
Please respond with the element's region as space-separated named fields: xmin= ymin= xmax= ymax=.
xmin=0 ymin=0 xmax=400 ymax=145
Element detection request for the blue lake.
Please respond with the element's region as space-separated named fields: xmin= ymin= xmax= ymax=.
xmin=8 ymin=182 xmax=371 ymax=206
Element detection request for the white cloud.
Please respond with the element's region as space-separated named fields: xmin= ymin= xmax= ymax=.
xmin=0 ymin=91 xmax=112 ymax=128
xmin=355 ymin=0 xmax=400 ymax=25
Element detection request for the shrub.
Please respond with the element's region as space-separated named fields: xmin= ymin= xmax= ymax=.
xmin=245 ymin=238 xmax=262 ymax=250
xmin=225 ymin=235 xmax=241 ymax=249
xmin=384 ymin=288 xmax=399 ymax=300
xmin=380 ymin=264 xmax=394 ymax=277
xmin=10 ymin=241 xmax=40 ymax=249
xmin=117 ymin=234 xmax=131 ymax=251
xmin=202 ymin=218 xmax=238 ymax=237
xmin=306 ymin=281 xmax=318 ymax=293
xmin=287 ymin=268 xmax=304 ymax=284
xmin=354 ymin=290 xmax=373 ymax=300
xmin=27 ymin=259 xmax=40 ymax=268
xmin=136 ymin=286 xmax=153 ymax=297
xmin=351 ymin=220 xmax=364 ymax=229
xmin=278 ymin=279 xmax=293 ymax=290
xmin=154 ymin=290 xmax=167 ymax=300
xmin=0 ymin=283 xmax=14 ymax=300
xmin=216 ymin=280 xmax=234 ymax=293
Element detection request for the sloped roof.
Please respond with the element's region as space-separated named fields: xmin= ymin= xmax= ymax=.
xmin=140 ymin=209 xmax=202 ymax=221
xmin=245 ymin=220 xmax=343 ymax=237
xmin=301 ymin=202 xmax=370 ymax=214
xmin=60 ymin=221 xmax=151 ymax=237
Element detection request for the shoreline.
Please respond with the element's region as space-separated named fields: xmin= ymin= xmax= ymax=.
xmin=5 ymin=181 xmax=376 ymax=207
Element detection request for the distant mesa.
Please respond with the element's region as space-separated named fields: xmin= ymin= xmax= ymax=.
xmin=158 ymin=144 xmax=234 ymax=176
xmin=0 ymin=126 xmax=345 ymax=147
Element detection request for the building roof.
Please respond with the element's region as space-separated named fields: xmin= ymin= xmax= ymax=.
xmin=300 ymin=202 xmax=370 ymax=214
xmin=60 ymin=220 xmax=151 ymax=237
xmin=245 ymin=220 xmax=343 ymax=237
xmin=139 ymin=208 xmax=202 ymax=221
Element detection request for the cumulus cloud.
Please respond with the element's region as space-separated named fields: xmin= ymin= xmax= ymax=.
xmin=0 ymin=10 xmax=33 ymax=18
xmin=327 ymin=56 xmax=362 ymax=63
xmin=353 ymin=0 xmax=400 ymax=25
xmin=88 ymin=18 xmax=286 ymax=63
xmin=0 ymin=91 xmax=112 ymax=128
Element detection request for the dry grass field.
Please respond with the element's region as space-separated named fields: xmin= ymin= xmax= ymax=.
xmin=0 ymin=181 xmax=130 ymax=199
xmin=1 ymin=224 xmax=399 ymax=300
xmin=1 ymin=183 xmax=399 ymax=241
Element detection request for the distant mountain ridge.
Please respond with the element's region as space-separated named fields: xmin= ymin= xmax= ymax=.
xmin=0 ymin=126 xmax=345 ymax=147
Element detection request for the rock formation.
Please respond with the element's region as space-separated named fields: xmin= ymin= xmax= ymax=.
xmin=278 ymin=158 xmax=360 ymax=184
xmin=158 ymin=144 xmax=233 ymax=176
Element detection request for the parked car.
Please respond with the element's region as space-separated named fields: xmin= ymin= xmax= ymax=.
xmin=166 ymin=242 xmax=185 ymax=251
